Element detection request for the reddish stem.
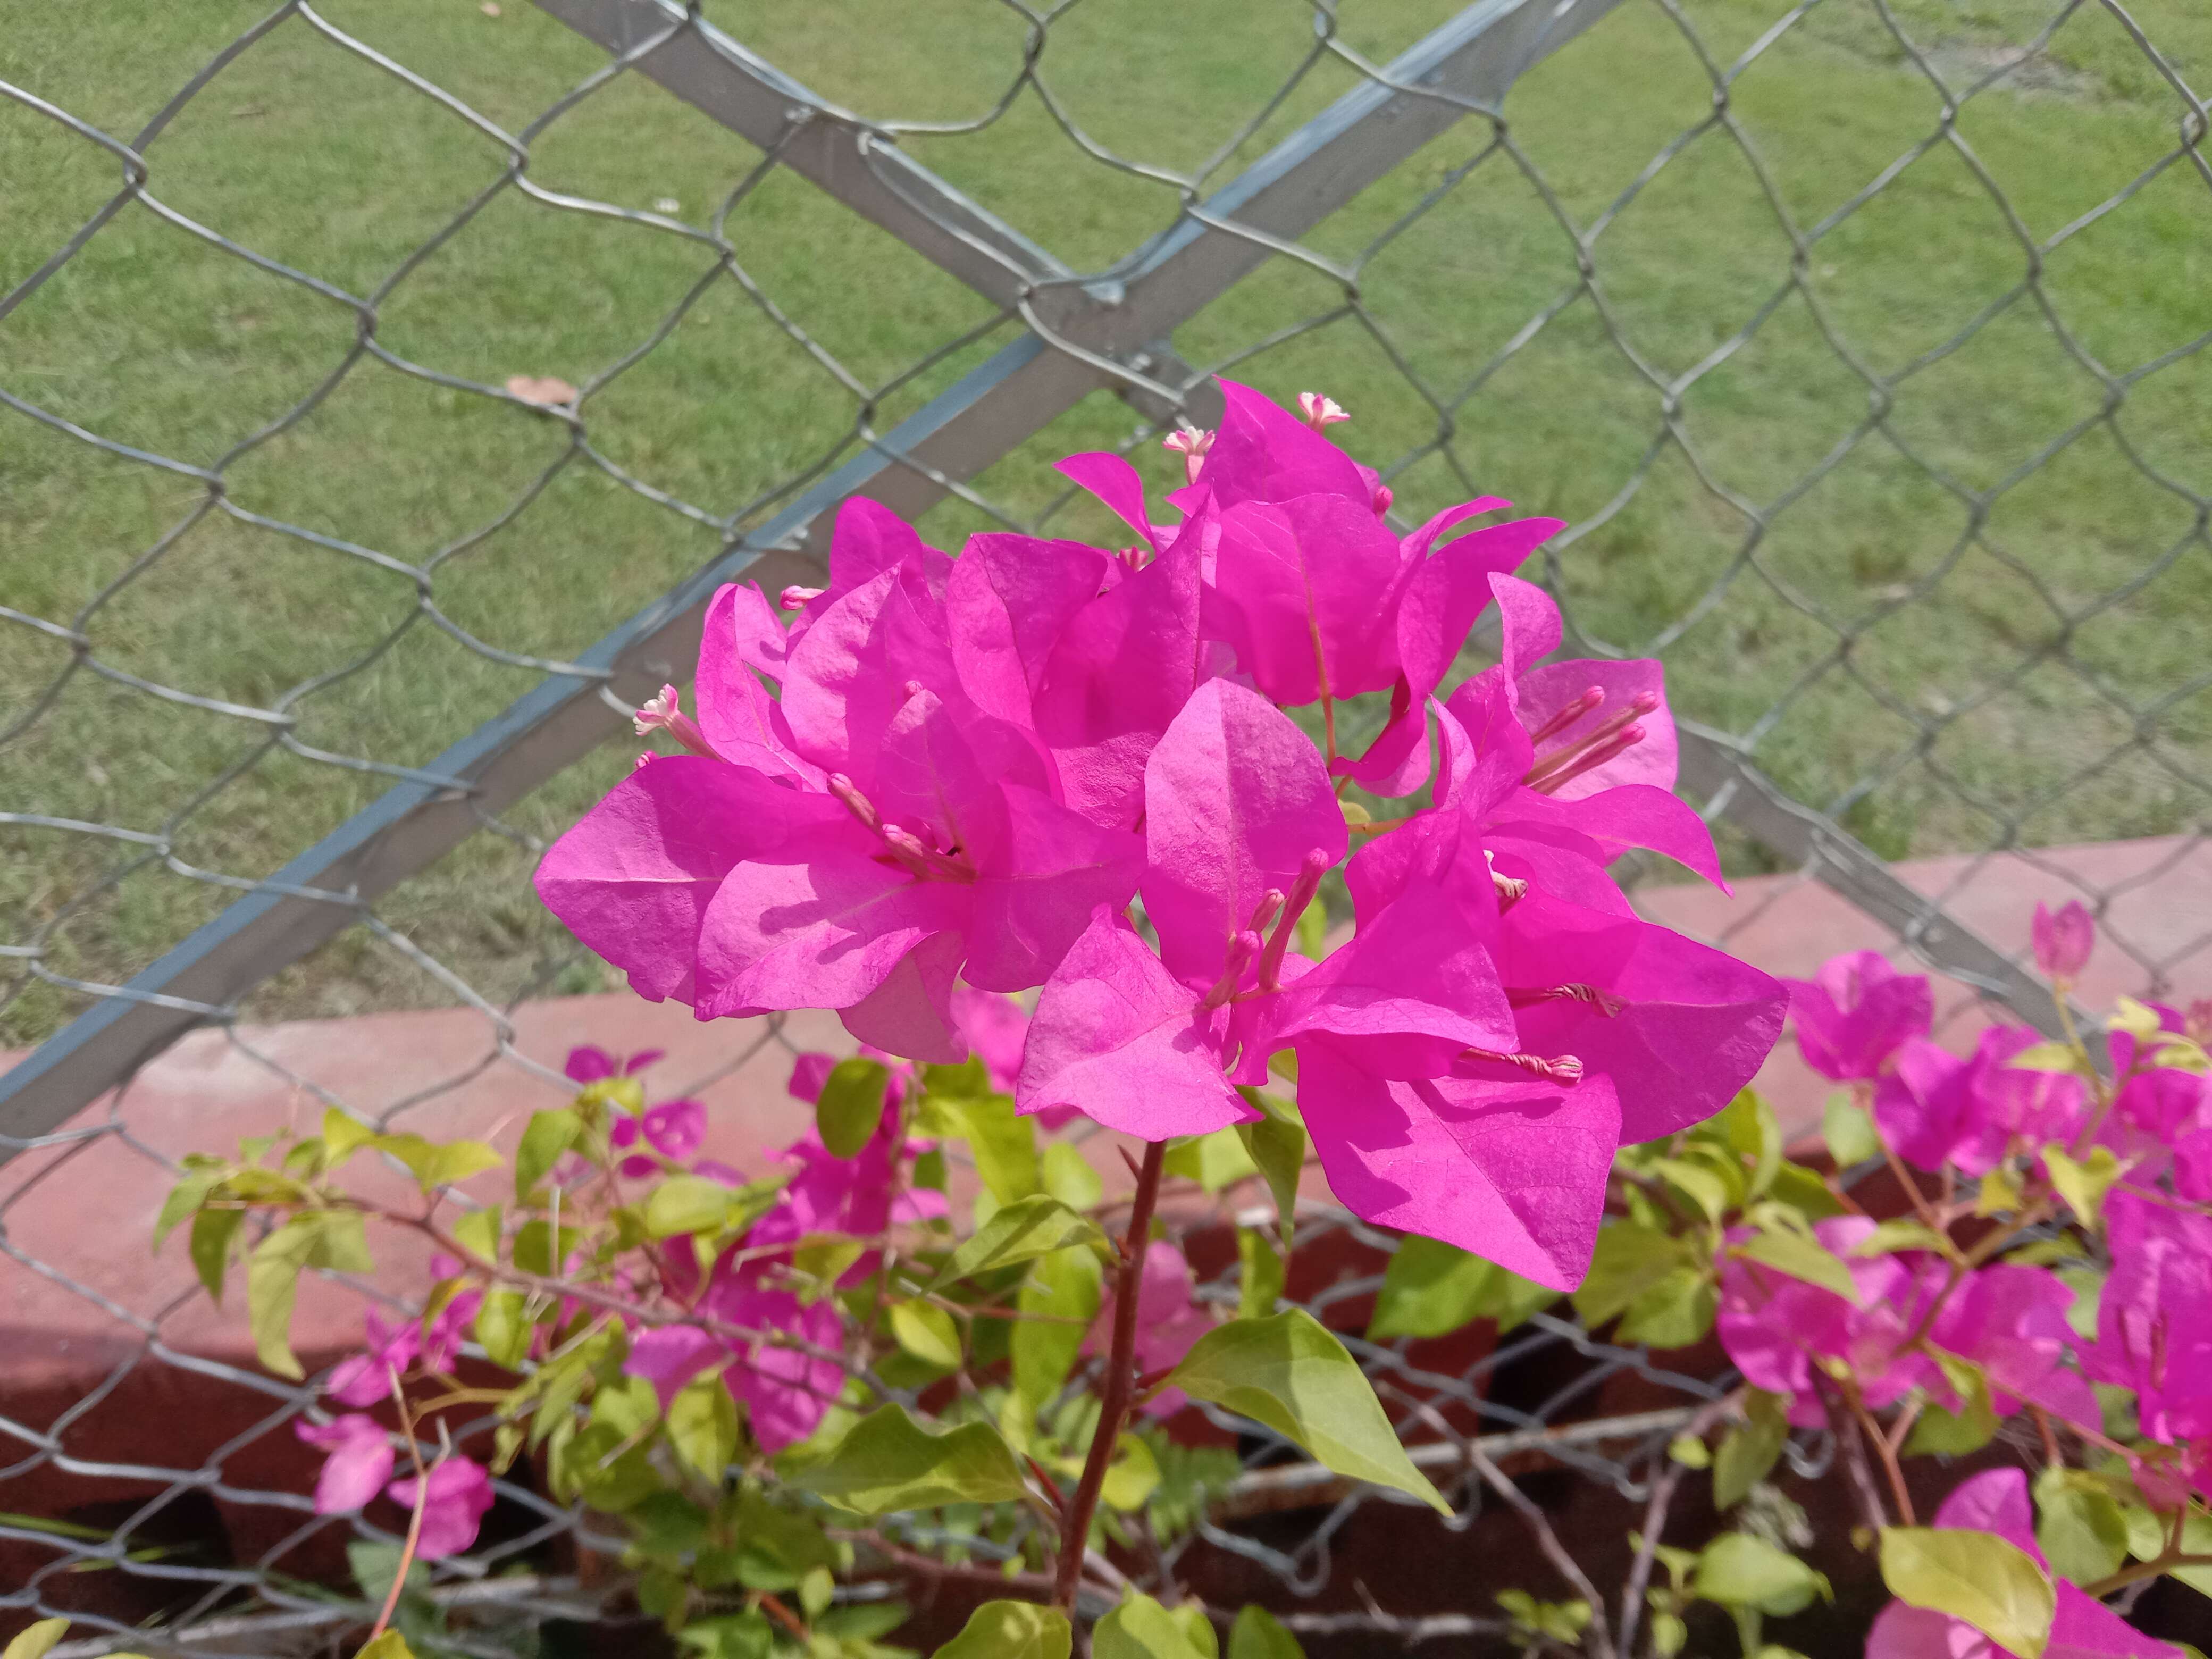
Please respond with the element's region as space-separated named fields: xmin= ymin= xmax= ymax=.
xmin=1052 ymin=1138 xmax=1166 ymax=1610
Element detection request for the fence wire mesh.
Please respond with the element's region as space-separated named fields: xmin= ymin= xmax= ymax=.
xmin=2 ymin=0 xmax=2208 ymax=1649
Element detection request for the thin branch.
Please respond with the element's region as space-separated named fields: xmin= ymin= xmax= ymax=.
xmin=1466 ymin=1443 xmax=1617 ymax=1659
xmin=1053 ymin=1137 xmax=1167 ymax=1611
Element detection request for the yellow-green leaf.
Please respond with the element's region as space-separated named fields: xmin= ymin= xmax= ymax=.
xmin=1574 ymin=1224 xmax=1698 ymax=1328
xmin=2033 ymin=1468 xmax=2129 ymax=1587
xmin=928 ymin=1194 xmax=1106 ymax=1288
xmin=1695 ymin=1534 xmax=1830 ymax=1616
xmin=1013 ymin=1245 xmax=1101 ymax=1404
xmin=1238 ymin=1227 xmax=1285 ymax=1322
xmin=5 ymin=1619 xmax=72 ymax=1659
xmin=2008 ymin=1042 xmax=2090 ymax=1076
xmin=1735 ymin=1228 xmax=1859 ymax=1304
xmin=817 ymin=1058 xmax=890 ymax=1158
xmin=452 ymin=1205 xmax=500 ymax=1266
xmin=1233 ymin=1087 xmax=1306 ymax=1249
xmin=1879 ymin=1527 xmax=2055 ymax=1659
xmin=189 ymin=1205 xmax=245 ymax=1303
xmin=1167 ymin=1309 xmax=1448 ymax=1515
xmin=1164 ymin=1127 xmax=1258 ymax=1193
xmin=890 ymin=1301 xmax=963 ymax=1370
xmin=1228 ymin=1606 xmax=1305 ymax=1659
xmin=356 ymin=1636 xmax=416 ymax=1659
xmin=1367 ymin=1235 xmax=1495 ymax=1341
xmin=321 ymin=1107 xmax=379 ymax=1167
xmin=787 ymin=1404 xmax=1028 ymax=1514
xmin=1714 ymin=1390 xmax=1790 ymax=1510
xmin=668 ymin=1370 xmax=740 ymax=1481
xmin=1042 ymin=1142 xmax=1103 ymax=1211
xmin=1095 ymin=1594 xmax=1211 ymax=1659
xmin=1849 ymin=1219 xmax=1955 ymax=1259
xmin=1099 ymin=1434 xmax=1161 ymax=1513
xmin=515 ymin=1107 xmax=581 ymax=1199
xmin=246 ymin=1211 xmax=372 ymax=1381
xmin=930 ymin=1601 xmax=1070 ymax=1659
xmin=2042 ymin=1146 xmax=2124 ymax=1231
xmin=474 ymin=1289 xmax=532 ymax=1370
xmin=1822 ymin=1093 xmax=1883 ymax=1167
xmin=644 ymin=1175 xmax=735 ymax=1238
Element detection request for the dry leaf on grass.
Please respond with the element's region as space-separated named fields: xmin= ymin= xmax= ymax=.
xmin=505 ymin=374 xmax=577 ymax=407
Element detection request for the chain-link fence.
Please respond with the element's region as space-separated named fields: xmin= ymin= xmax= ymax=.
xmin=3 ymin=0 xmax=2207 ymax=1649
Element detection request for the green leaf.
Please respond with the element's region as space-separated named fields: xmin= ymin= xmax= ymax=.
xmin=1733 ymin=1227 xmax=1859 ymax=1303
xmin=678 ymin=1612 xmax=773 ymax=1659
xmin=247 ymin=1211 xmax=372 ymax=1380
xmin=1716 ymin=1090 xmax=1783 ymax=1199
xmin=912 ymin=1146 xmax=949 ymax=1193
xmin=1164 ymin=1127 xmax=1258 ymax=1193
xmin=153 ymin=1165 xmax=224 ymax=1251
xmin=1367 ymin=1236 xmax=1495 ymax=1341
xmin=5 ymin=1619 xmax=72 ymax=1659
xmin=314 ymin=1107 xmax=377 ymax=1167
xmin=1695 ymin=1533 xmax=1830 ymax=1616
xmin=376 ymin=1134 xmax=502 ymax=1192
xmin=1228 ymin=1606 xmax=1305 ymax=1659
xmin=1095 ymin=1594 xmax=1211 ymax=1659
xmin=1653 ymin=1155 xmax=1735 ymax=1223
xmin=1669 ymin=1434 xmax=1712 ymax=1468
xmin=1013 ymin=1244 xmax=1102 ymax=1404
xmin=1850 ymin=1219 xmax=1955 ymax=1258
xmin=931 ymin=1602 xmax=1070 ymax=1659
xmin=356 ymin=1635 xmax=416 ymax=1659
xmin=817 ymin=1058 xmax=890 ymax=1158
xmin=934 ymin=1092 xmax=1039 ymax=1203
xmin=189 ymin=1205 xmax=245 ymax=1303
xmin=1238 ymin=1227 xmax=1285 ymax=1322
xmin=2042 ymin=1146 xmax=2124 ymax=1231
xmin=890 ymin=1301 xmax=963 ymax=1370
xmin=513 ymin=1219 xmax=581 ymax=1277
xmin=1879 ymin=1526 xmax=2056 ymax=1659
xmin=2008 ymin=1041 xmax=2090 ymax=1075
xmin=787 ymin=1404 xmax=1029 ymax=1514
xmin=1650 ymin=1611 xmax=1688 ymax=1657
xmin=1904 ymin=1360 xmax=1997 ymax=1456
xmin=1233 ymin=1087 xmax=1306 ymax=1247
xmin=515 ymin=1108 xmax=582 ymax=1199
xmin=1167 ymin=1309 xmax=1448 ymax=1515
xmin=1574 ymin=1224 xmax=1698 ymax=1328
xmin=646 ymin=1175 xmax=737 ymax=1238
xmin=474 ymin=1289 xmax=533 ymax=1369
xmin=2032 ymin=1468 xmax=2129 ymax=1587
xmin=1714 ymin=1390 xmax=1790 ymax=1510
xmin=929 ymin=1194 xmax=1107 ymax=1288
xmin=1616 ymin=1264 xmax=1717 ymax=1348
xmin=1768 ymin=1161 xmax=1848 ymax=1220
xmin=1823 ymin=1093 xmax=1882 ymax=1167
xmin=451 ymin=1204 xmax=500 ymax=1266
xmin=791 ymin=1234 xmax=866 ymax=1300
xmin=798 ymin=1563 xmax=835 ymax=1621
xmin=668 ymin=1371 xmax=740 ymax=1481
xmin=1101 ymin=1433 xmax=1163 ymax=1513
xmin=1042 ymin=1141 xmax=1103 ymax=1211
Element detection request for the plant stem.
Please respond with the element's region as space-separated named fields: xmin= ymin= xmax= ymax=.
xmin=1052 ymin=1138 xmax=1166 ymax=1611
xmin=367 ymin=1368 xmax=430 ymax=1644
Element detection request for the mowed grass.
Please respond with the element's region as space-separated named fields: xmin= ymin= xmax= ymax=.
xmin=2 ymin=0 xmax=2207 ymax=1047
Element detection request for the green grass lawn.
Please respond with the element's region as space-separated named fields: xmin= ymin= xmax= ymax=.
xmin=3 ymin=0 xmax=2208 ymax=1047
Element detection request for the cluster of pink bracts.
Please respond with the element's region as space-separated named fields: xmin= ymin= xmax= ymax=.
xmin=1726 ymin=916 xmax=2212 ymax=1502
xmin=535 ymin=379 xmax=1787 ymax=1291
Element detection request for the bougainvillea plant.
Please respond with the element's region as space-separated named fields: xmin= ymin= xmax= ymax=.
xmin=140 ymin=380 xmax=2108 ymax=1659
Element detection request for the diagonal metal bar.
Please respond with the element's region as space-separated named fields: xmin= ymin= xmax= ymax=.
xmin=1 ymin=0 xmax=1632 ymax=1145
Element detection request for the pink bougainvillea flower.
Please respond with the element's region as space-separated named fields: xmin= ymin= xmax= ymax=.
xmin=2100 ymin=1003 xmax=2206 ymax=1167
xmin=1875 ymin=1028 xmax=2088 ymax=1177
xmin=386 ymin=1457 xmax=496 ymax=1560
xmin=2084 ymin=1192 xmax=2212 ymax=1447
xmin=1717 ymin=1216 xmax=1941 ymax=1426
xmin=1930 ymin=1264 xmax=2099 ymax=1429
xmin=296 ymin=1414 xmax=395 ymax=1514
xmin=1021 ymin=681 xmax=1514 ymax=1138
xmin=326 ymin=1307 xmax=422 ymax=1407
xmin=562 ymin=1044 xmax=664 ymax=1084
xmin=1786 ymin=949 xmax=1933 ymax=1084
xmin=1867 ymin=1469 xmax=2180 ymax=1659
xmin=608 ymin=1095 xmax=709 ymax=1178
xmin=1085 ymin=1243 xmax=1214 ymax=1417
xmin=2033 ymin=899 xmax=2096 ymax=983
